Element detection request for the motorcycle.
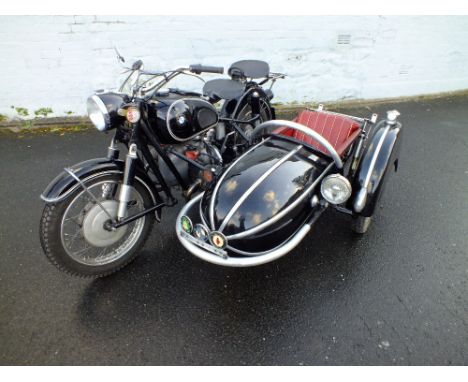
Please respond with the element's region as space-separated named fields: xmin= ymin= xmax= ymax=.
xmin=39 ymin=56 xmax=283 ymax=277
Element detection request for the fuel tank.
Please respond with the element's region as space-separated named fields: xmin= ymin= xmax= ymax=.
xmin=200 ymin=138 xmax=329 ymax=253
xmin=147 ymin=94 xmax=218 ymax=144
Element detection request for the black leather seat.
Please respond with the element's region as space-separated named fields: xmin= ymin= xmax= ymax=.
xmin=228 ymin=60 xmax=270 ymax=79
xmin=203 ymin=79 xmax=245 ymax=100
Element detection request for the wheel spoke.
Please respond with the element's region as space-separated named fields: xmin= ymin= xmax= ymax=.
xmin=63 ymin=212 xmax=83 ymax=227
xmin=60 ymin=178 xmax=147 ymax=266
xmin=71 ymin=243 xmax=92 ymax=257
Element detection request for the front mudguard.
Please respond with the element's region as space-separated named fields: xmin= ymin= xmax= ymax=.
xmin=40 ymin=157 xmax=159 ymax=205
xmin=352 ymin=121 xmax=403 ymax=217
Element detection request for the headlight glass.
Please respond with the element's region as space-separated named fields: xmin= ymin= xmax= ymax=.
xmin=87 ymin=96 xmax=107 ymax=131
xmin=320 ymin=174 xmax=352 ymax=205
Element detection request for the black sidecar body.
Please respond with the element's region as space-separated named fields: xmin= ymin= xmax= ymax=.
xmin=176 ymin=106 xmax=402 ymax=267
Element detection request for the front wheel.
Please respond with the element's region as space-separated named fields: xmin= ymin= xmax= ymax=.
xmin=40 ymin=173 xmax=155 ymax=277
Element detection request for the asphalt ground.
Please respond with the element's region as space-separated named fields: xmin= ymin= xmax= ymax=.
xmin=0 ymin=95 xmax=467 ymax=365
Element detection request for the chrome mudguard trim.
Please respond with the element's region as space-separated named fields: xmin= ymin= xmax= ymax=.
xmin=40 ymin=171 xmax=157 ymax=206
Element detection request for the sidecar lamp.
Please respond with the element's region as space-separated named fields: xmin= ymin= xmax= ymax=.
xmin=320 ymin=174 xmax=352 ymax=205
xmin=126 ymin=107 xmax=141 ymax=123
xmin=180 ymin=215 xmax=193 ymax=234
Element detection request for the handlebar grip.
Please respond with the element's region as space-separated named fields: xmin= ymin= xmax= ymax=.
xmin=189 ymin=64 xmax=224 ymax=74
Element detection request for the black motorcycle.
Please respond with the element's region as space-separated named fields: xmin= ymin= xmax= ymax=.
xmin=39 ymin=57 xmax=282 ymax=277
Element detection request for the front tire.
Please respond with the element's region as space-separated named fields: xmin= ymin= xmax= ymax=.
xmin=40 ymin=174 xmax=155 ymax=277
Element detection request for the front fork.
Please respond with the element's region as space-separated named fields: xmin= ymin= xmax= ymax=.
xmin=117 ymin=143 xmax=138 ymax=220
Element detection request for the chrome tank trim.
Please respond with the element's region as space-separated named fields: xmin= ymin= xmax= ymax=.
xmin=165 ymin=98 xmax=219 ymax=142
xmin=250 ymin=120 xmax=343 ymax=169
xmin=218 ymin=144 xmax=303 ymax=233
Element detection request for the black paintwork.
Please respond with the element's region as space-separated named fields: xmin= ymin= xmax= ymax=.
xmin=166 ymin=98 xmax=218 ymax=142
xmin=145 ymin=95 xmax=218 ymax=144
xmin=40 ymin=157 xmax=157 ymax=204
xmin=197 ymin=113 xmax=403 ymax=254
xmin=352 ymin=120 xmax=403 ymax=217
xmin=201 ymin=139 xmax=329 ymax=252
xmin=93 ymin=92 xmax=128 ymax=130
xmin=203 ymin=79 xmax=245 ymax=101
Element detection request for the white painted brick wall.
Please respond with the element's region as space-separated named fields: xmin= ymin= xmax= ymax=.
xmin=1 ymin=16 xmax=467 ymax=118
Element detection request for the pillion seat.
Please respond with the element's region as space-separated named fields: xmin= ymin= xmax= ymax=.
xmin=202 ymin=60 xmax=271 ymax=101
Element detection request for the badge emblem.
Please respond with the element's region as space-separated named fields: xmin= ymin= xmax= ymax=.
xmin=193 ymin=224 xmax=209 ymax=241
xmin=180 ymin=215 xmax=193 ymax=234
xmin=209 ymin=231 xmax=227 ymax=249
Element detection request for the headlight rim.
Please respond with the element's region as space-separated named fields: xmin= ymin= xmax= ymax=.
xmin=87 ymin=95 xmax=111 ymax=131
xmin=320 ymin=173 xmax=352 ymax=205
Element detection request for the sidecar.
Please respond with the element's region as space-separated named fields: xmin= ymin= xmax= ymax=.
xmin=176 ymin=105 xmax=402 ymax=266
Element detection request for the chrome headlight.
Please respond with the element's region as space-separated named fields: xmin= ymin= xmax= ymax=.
xmin=320 ymin=174 xmax=352 ymax=205
xmin=87 ymin=95 xmax=110 ymax=131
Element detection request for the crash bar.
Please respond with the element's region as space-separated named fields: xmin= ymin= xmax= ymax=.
xmin=250 ymin=120 xmax=343 ymax=169
xmin=176 ymin=193 xmax=320 ymax=267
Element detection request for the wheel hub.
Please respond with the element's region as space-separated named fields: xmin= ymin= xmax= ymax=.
xmin=82 ymin=200 xmax=128 ymax=247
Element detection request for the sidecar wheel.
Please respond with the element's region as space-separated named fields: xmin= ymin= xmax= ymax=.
xmin=39 ymin=174 xmax=154 ymax=278
xmin=351 ymin=216 xmax=372 ymax=234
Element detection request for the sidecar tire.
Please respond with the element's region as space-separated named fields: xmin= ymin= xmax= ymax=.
xmin=39 ymin=174 xmax=155 ymax=278
xmin=351 ymin=216 xmax=372 ymax=234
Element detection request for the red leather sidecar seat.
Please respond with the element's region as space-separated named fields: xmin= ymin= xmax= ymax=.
xmin=277 ymin=110 xmax=361 ymax=157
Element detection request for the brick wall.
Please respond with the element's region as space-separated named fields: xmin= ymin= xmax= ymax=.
xmin=0 ymin=16 xmax=467 ymax=118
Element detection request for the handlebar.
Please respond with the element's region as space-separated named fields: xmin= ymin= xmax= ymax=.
xmin=269 ymin=72 xmax=286 ymax=79
xmin=189 ymin=64 xmax=224 ymax=75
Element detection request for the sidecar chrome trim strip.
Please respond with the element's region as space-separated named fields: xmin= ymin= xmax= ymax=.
xmin=225 ymin=161 xmax=334 ymax=241
xmin=363 ymin=124 xmax=391 ymax=188
xmin=199 ymin=196 xmax=210 ymax=227
xmin=176 ymin=193 xmax=314 ymax=267
xmin=218 ymin=144 xmax=303 ymax=233
xmin=354 ymin=123 xmax=392 ymax=213
xmin=250 ymin=120 xmax=344 ymax=169
xmin=209 ymin=138 xmax=270 ymax=230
